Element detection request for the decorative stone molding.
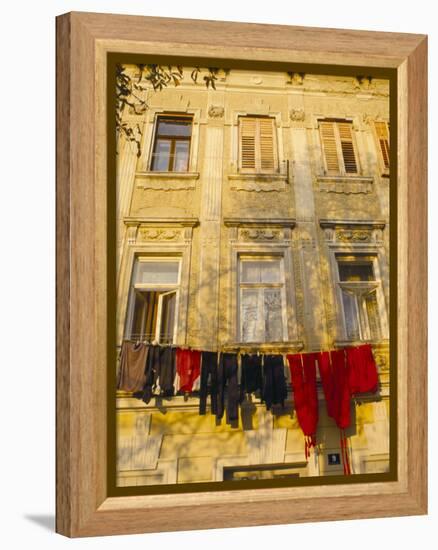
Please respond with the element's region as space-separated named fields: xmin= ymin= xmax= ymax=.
xmin=335 ymin=229 xmax=372 ymax=243
xmin=290 ymin=76 xmax=388 ymax=98
xmin=354 ymin=75 xmax=376 ymax=91
xmin=208 ymin=105 xmax=224 ymax=118
xmin=124 ymin=216 xmax=198 ymax=245
xmin=288 ymin=72 xmax=305 ymax=86
xmin=320 ymin=219 xmax=386 ymax=244
xmin=290 ymin=108 xmax=306 ymax=122
xmin=317 ymin=175 xmax=374 ymax=195
xmin=138 ymin=228 xmax=182 ymax=242
xmin=239 ymin=228 xmax=282 ymax=241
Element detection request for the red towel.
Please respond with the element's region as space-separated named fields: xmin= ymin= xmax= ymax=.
xmin=287 ymin=353 xmax=319 ymax=458
xmin=346 ymin=344 xmax=379 ymax=395
xmin=176 ymin=349 xmax=201 ymax=393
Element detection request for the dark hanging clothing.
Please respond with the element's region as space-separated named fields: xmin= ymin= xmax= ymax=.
xmin=116 ymin=341 xmax=148 ymax=392
xmin=158 ymin=346 xmax=177 ymax=397
xmin=176 ymin=348 xmax=201 ymax=393
xmin=262 ymin=354 xmax=287 ymax=410
xmin=217 ymin=353 xmax=239 ymax=424
xmin=240 ymin=354 xmax=263 ymax=401
xmin=139 ymin=344 xmax=161 ymax=404
xmin=346 ymin=343 xmax=379 ymax=395
xmin=199 ymin=351 xmax=218 ymax=415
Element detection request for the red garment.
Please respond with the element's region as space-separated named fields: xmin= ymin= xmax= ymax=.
xmin=317 ymin=350 xmax=352 ymax=475
xmin=176 ymin=349 xmax=201 ymax=392
xmin=346 ymin=344 xmax=379 ymax=395
xmin=317 ymin=351 xmax=336 ymax=419
xmin=330 ymin=349 xmax=351 ymax=430
xmin=287 ymin=353 xmax=319 ymax=458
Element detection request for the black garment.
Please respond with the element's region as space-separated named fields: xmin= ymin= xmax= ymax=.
xmin=240 ymin=354 xmax=263 ymax=401
xmin=199 ymin=351 xmax=218 ymax=415
xmin=159 ymin=346 xmax=176 ymax=397
xmin=262 ymin=354 xmax=287 ymax=410
xmin=137 ymin=345 xmax=176 ymax=403
xmin=139 ymin=345 xmax=160 ymax=404
xmin=217 ymin=353 xmax=239 ymax=424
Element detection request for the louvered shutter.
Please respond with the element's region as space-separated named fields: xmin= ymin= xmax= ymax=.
xmin=320 ymin=121 xmax=340 ymax=173
xmin=239 ymin=116 xmax=277 ymax=173
xmin=337 ymin=122 xmax=358 ymax=174
xmin=374 ymin=121 xmax=390 ymax=169
xmin=259 ymin=118 xmax=276 ymax=172
xmin=239 ymin=117 xmax=257 ymax=171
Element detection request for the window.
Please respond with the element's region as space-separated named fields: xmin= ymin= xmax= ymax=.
xmin=238 ymin=257 xmax=286 ymax=343
xmin=150 ymin=115 xmax=192 ymax=172
xmin=125 ymin=258 xmax=180 ymax=343
xmin=238 ymin=116 xmax=278 ymax=173
xmin=374 ymin=121 xmax=390 ymax=172
xmin=336 ymin=254 xmax=382 ymax=341
xmin=319 ymin=119 xmax=359 ymax=175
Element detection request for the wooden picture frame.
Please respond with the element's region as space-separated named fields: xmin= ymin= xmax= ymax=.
xmin=56 ymin=12 xmax=427 ymax=537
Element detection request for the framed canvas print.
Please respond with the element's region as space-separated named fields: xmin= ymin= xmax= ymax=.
xmin=56 ymin=12 xmax=427 ymax=537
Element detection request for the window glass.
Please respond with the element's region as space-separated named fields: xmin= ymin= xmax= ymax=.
xmin=157 ymin=118 xmax=192 ymax=137
xmin=263 ymin=289 xmax=283 ymax=341
xmin=241 ymin=260 xmax=281 ymax=283
xmin=241 ymin=289 xmax=261 ymax=342
xmin=338 ymin=262 xmax=374 ymax=282
xmin=239 ymin=258 xmax=285 ymax=343
xmin=174 ymin=141 xmax=190 ymax=171
xmin=341 ymin=291 xmax=360 ymax=340
xmin=134 ymin=261 xmax=179 ymax=285
xmin=151 ymin=140 xmax=171 ymax=171
xmin=151 ymin=116 xmax=192 ymax=172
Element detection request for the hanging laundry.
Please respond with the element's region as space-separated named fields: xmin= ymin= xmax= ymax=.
xmin=287 ymin=353 xmax=319 ymax=459
xmin=346 ymin=343 xmax=379 ymax=395
xmin=117 ymin=341 xmax=148 ymax=392
xmin=199 ymin=351 xmax=219 ymax=415
xmin=240 ymin=353 xmax=263 ymax=401
xmin=217 ymin=353 xmax=239 ymax=424
xmin=318 ymin=349 xmax=352 ymax=474
xmin=158 ymin=346 xmax=177 ymax=397
xmin=176 ymin=348 xmax=201 ymax=393
xmin=139 ymin=344 xmax=161 ymax=404
xmin=262 ymin=354 xmax=287 ymax=410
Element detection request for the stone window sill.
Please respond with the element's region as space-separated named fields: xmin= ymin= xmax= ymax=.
xmin=317 ymin=175 xmax=374 ymax=194
xmin=228 ymin=173 xmax=288 ymax=192
xmin=135 ymin=171 xmax=200 ymax=191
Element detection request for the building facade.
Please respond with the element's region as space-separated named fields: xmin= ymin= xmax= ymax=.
xmin=115 ymin=67 xmax=391 ymax=486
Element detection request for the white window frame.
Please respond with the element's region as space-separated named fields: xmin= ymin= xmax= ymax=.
xmin=237 ymin=255 xmax=288 ymax=343
xmin=334 ymin=254 xmax=387 ymax=342
xmin=124 ymin=257 xmax=181 ymax=343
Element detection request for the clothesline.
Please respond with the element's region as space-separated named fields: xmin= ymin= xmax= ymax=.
xmin=117 ymin=340 xmax=380 ymax=475
xmin=121 ymin=338 xmax=377 ymax=355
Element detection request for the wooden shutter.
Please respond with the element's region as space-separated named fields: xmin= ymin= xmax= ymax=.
xmin=259 ymin=118 xmax=276 ymax=172
xmin=239 ymin=117 xmax=257 ymax=171
xmin=320 ymin=121 xmax=340 ymax=173
xmin=337 ymin=122 xmax=358 ymax=174
xmin=374 ymin=121 xmax=390 ymax=169
xmin=239 ymin=116 xmax=277 ymax=173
